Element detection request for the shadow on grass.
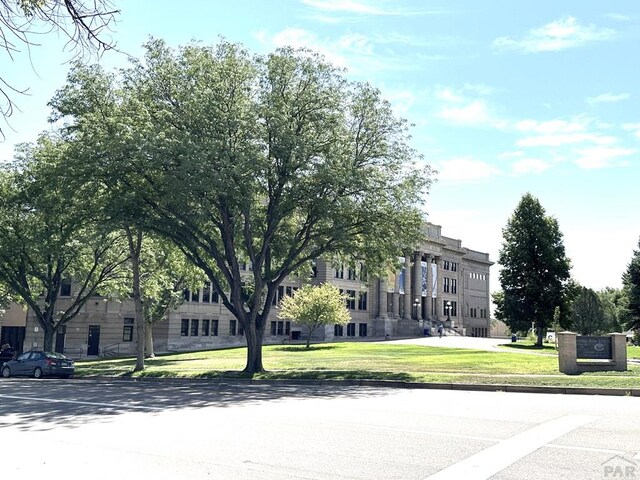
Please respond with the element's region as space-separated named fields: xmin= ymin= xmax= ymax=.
xmin=499 ymin=343 xmax=557 ymax=352
xmin=271 ymin=345 xmax=338 ymax=352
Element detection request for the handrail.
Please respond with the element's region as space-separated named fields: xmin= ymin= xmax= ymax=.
xmin=100 ymin=343 xmax=121 ymax=357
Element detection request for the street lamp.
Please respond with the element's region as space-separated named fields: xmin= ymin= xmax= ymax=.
xmin=413 ymin=298 xmax=420 ymax=320
xmin=445 ymin=300 xmax=451 ymax=323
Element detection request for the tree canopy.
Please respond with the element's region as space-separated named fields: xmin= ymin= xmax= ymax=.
xmin=0 ymin=136 xmax=129 ymax=350
xmin=50 ymin=39 xmax=434 ymax=373
xmin=570 ymin=286 xmax=606 ymax=336
xmin=496 ymin=193 xmax=571 ymax=346
xmin=278 ymin=283 xmax=351 ymax=348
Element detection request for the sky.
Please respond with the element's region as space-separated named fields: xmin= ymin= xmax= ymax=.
xmin=1 ymin=0 xmax=639 ymax=291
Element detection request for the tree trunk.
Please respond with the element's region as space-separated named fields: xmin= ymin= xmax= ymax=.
xmin=126 ymin=226 xmax=145 ymax=372
xmin=243 ymin=320 xmax=265 ymax=374
xmin=43 ymin=324 xmax=55 ymax=352
xmin=145 ymin=321 xmax=155 ymax=358
xmin=535 ymin=325 xmax=544 ymax=347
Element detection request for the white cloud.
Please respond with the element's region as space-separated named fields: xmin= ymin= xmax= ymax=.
xmin=437 ymin=100 xmax=493 ymax=125
xmin=574 ymin=146 xmax=636 ymax=169
xmin=623 ymin=123 xmax=640 ymax=139
xmin=511 ymin=158 xmax=550 ymax=175
xmin=493 ymin=16 xmax=615 ymax=53
xmin=436 ymin=157 xmax=502 ymax=183
xmin=605 ymin=13 xmax=631 ymax=22
xmin=301 ymin=0 xmax=443 ymax=16
xmin=301 ymin=0 xmax=384 ymax=15
xmin=517 ymin=132 xmax=616 ymax=147
xmin=587 ymin=92 xmax=630 ymax=104
xmin=514 ymin=118 xmax=587 ymax=134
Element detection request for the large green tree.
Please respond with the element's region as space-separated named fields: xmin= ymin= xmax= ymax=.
xmin=597 ymin=287 xmax=629 ymax=333
xmin=623 ymin=237 xmax=640 ymax=335
xmin=0 ymin=136 xmax=130 ymax=351
xmin=497 ymin=193 xmax=571 ymax=346
xmin=50 ymin=39 xmax=434 ymax=373
xmin=570 ymin=286 xmax=606 ymax=335
xmin=279 ymin=283 xmax=351 ymax=348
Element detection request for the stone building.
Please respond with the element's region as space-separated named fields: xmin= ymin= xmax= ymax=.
xmin=1 ymin=222 xmax=492 ymax=357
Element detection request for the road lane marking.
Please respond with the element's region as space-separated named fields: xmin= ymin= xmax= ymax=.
xmin=545 ymin=444 xmax=624 ymax=455
xmin=0 ymin=394 xmax=164 ymax=411
xmin=425 ymin=415 xmax=596 ymax=480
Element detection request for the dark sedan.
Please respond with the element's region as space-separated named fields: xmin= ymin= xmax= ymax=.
xmin=1 ymin=351 xmax=75 ymax=378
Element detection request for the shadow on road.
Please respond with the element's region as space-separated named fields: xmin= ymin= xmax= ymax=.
xmin=0 ymin=378 xmax=393 ymax=432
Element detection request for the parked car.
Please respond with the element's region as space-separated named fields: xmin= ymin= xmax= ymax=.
xmin=1 ymin=351 xmax=75 ymax=378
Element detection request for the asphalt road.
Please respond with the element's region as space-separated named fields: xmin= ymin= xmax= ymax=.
xmin=0 ymin=379 xmax=639 ymax=479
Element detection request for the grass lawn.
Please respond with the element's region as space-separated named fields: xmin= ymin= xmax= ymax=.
xmin=76 ymin=342 xmax=640 ymax=389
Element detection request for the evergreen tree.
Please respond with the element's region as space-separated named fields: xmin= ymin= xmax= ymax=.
xmin=497 ymin=193 xmax=571 ymax=346
xmin=623 ymin=237 xmax=640 ymax=336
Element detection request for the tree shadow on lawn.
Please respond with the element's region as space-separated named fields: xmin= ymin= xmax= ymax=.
xmin=499 ymin=343 xmax=557 ymax=353
xmin=271 ymin=345 xmax=338 ymax=352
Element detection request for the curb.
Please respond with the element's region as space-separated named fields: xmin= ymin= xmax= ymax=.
xmin=74 ymin=376 xmax=640 ymax=397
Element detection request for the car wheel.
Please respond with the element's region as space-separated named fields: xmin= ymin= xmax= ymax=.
xmin=1 ymin=366 xmax=10 ymax=378
xmin=33 ymin=367 xmax=43 ymax=379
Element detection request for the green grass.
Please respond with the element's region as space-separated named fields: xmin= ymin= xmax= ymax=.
xmin=75 ymin=342 xmax=640 ymax=389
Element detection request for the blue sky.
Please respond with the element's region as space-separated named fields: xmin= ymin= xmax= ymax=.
xmin=1 ymin=0 xmax=639 ymax=291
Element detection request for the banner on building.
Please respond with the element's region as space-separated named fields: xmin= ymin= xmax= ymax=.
xmin=387 ymin=273 xmax=395 ymax=293
xmin=398 ymin=256 xmax=406 ymax=295
xmin=431 ymin=262 xmax=438 ymax=298
xmin=421 ymin=261 xmax=428 ymax=297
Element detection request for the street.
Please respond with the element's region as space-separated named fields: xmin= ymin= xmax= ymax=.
xmin=0 ymin=379 xmax=638 ymax=479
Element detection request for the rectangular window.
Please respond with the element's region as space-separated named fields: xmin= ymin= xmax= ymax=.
xmin=358 ymin=323 xmax=368 ymax=337
xmin=358 ymin=263 xmax=367 ymax=282
xmin=202 ymin=283 xmax=211 ymax=303
xmin=190 ymin=319 xmax=199 ymax=336
xmin=443 ymin=277 xmax=450 ymax=293
xmin=191 ymin=289 xmax=200 ymax=303
xmin=229 ymin=320 xmax=237 ymax=336
xmin=311 ymin=259 xmax=317 ymax=278
xmin=451 ymin=262 xmax=457 ymax=272
xmin=123 ymin=318 xmax=134 ymax=342
xmin=211 ymin=319 xmax=219 ymax=336
xmin=183 ymin=289 xmax=191 ymax=302
xmin=345 ymin=290 xmax=355 ymax=310
xmin=358 ymin=291 xmax=368 ymax=311
xmin=451 ymin=301 xmax=457 ymax=317
xmin=286 ymin=286 xmax=293 ymax=297
xmin=212 ymin=290 xmax=219 ymax=303
xmin=335 ymin=266 xmax=344 ymax=279
xmin=202 ymin=319 xmax=210 ymax=336
xmin=346 ymin=323 xmax=356 ymax=337
xmin=443 ymin=260 xmax=450 ymax=270
xmin=285 ymin=321 xmax=291 ymax=335
xmin=270 ymin=321 xmax=277 ymax=336
xmin=348 ymin=268 xmax=356 ymax=280
xmin=60 ymin=279 xmax=72 ymax=297
xmin=334 ymin=324 xmax=344 ymax=337
xmin=180 ymin=319 xmax=189 ymax=337
xmin=277 ymin=321 xmax=284 ymax=336
xmin=452 ymin=279 xmax=457 ymax=294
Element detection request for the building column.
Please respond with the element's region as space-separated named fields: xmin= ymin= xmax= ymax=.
xmin=432 ymin=256 xmax=440 ymax=318
xmin=378 ymin=278 xmax=387 ymax=318
xmin=392 ymin=272 xmax=400 ymax=318
xmin=403 ymin=255 xmax=412 ymax=319
xmin=412 ymin=251 xmax=422 ymax=319
xmin=424 ymin=254 xmax=432 ymax=319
